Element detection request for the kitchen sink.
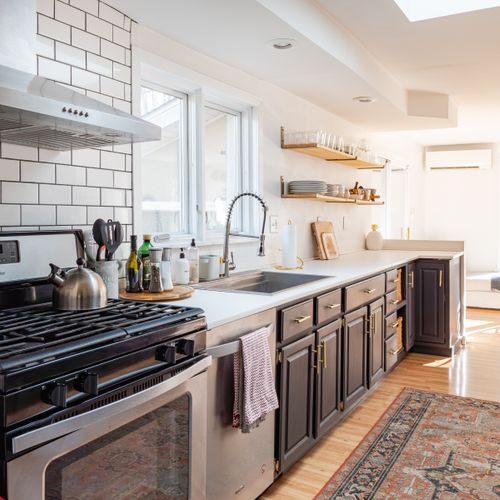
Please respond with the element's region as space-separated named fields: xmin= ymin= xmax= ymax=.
xmin=196 ymin=271 xmax=330 ymax=295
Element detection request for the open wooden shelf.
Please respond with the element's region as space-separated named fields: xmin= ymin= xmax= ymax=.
xmin=280 ymin=127 xmax=385 ymax=169
xmin=280 ymin=178 xmax=384 ymax=206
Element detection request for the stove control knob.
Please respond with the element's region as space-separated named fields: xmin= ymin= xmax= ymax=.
xmin=156 ymin=344 xmax=177 ymax=364
xmin=176 ymin=339 xmax=195 ymax=356
xmin=75 ymin=372 xmax=98 ymax=396
xmin=43 ymin=382 xmax=67 ymax=408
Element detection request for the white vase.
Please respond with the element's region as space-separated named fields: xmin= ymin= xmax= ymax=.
xmin=366 ymin=224 xmax=383 ymax=251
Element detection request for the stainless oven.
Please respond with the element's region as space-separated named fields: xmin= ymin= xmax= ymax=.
xmin=6 ymin=356 xmax=211 ymax=500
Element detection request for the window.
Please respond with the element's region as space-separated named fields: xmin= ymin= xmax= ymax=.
xmin=138 ymin=75 xmax=258 ymax=243
xmin=140 ymin=86 xmax=189 ymax=236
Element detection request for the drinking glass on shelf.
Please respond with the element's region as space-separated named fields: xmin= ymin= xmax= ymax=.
xmin=307 ymin=130 xmax=319 ymax=144
xmin=337 ymin=136 xmax=344 ymax=153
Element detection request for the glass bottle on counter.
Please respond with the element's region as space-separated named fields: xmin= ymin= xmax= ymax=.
xmin=126 ymin=235 xmax=143 ymax=292
xmin=188 ymin=238 xmax=199 ymax=284
xmin=138 ymin=234 xmax=152 ymax=290
xmin=149 ymin=248 xmax=163 ymax=293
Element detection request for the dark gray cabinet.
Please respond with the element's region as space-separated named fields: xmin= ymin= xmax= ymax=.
xmin=343 ymin=307 xmax=368 ymax=410
xmin=315 ymin=319 xmax=341 ymax=438
xmin=278 ymin=332 xmax=316 ymax=472
xmin=368 ymin=297 xmax=385 ymax=387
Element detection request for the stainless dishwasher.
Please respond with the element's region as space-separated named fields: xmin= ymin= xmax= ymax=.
xmin=206 ymin=309 xmax=277 ymax=500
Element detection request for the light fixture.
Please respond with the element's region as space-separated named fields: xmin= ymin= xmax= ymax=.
xmin=269 ymin=38 xmax=295 ymax=50
xmin=352 ymin=96 xmax=376 ymax=104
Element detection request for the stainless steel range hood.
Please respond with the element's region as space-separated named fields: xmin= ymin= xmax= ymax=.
xmin=0 ymin=0 xmax=160 ymax=151
xmin=0 ymin=65 xmax=161 ymax=150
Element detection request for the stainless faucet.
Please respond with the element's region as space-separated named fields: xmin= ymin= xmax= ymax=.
xmin=223 ymin=192 xmax=268 ymax=277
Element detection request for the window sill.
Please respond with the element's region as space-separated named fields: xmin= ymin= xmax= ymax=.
xmin=152 ymin=235 xmax=259 ymax=249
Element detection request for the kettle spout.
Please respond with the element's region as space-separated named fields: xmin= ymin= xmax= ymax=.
xmin=48 ymin=263 xmax=65 ymax=287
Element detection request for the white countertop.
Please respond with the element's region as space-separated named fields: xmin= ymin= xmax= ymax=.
xmin=173 ymin=249 xmax=463 ymax=329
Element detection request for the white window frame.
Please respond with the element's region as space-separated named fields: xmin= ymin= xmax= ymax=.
xmin=132 ymin=49 xmax=260 ymax=246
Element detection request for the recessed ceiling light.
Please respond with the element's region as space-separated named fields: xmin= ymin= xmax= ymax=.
xmin=353 ymin=96 xmax=376 ymax=104
xmin=269 ymin=38 xmax=295 ymax=50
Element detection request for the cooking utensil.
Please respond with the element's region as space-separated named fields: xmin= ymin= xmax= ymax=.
xmin=92 ymin=219 xmax=108 ymax=261
xmin=48 ymin=258 xmax=107 ymax=310
xmin=106 ymin=220 xmax=123 ymax=260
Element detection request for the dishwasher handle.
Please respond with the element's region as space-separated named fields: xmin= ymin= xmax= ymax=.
xmin=206 ymin=324 xmax=273 ymax=359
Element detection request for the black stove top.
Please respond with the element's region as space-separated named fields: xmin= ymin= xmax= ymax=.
xmin=0 ymin=300 xmax=204 ymax=374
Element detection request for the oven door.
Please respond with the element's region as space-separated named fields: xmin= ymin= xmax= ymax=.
xmin=7 ymin=355 xmax=211 ymax=500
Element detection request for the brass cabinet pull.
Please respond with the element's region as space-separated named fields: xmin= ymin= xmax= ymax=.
xmin=439 ymin=270 xmax=443 ymax=288
xmin=389 ymin=299 xmax=400 ymax=305
xmin=389 ymin=347 xmax=403 ymax=356
xmin=409 ymin=271 xmax=414 ymax=289
xmin=392 ymin=278 xmax=400 ymax=283
xmin=313 ymin=344 xmax=322 ymax=375
xmin=364 ymin=288 xmax=376 ymax=294
xmin=294 ymin=315 xmax=311 ymax=324
xmin=326 ymin=303 xmax=341 ymax=310
xmin=322 ymin=342 xmax=327 ymax=368
xmin=390 ymin=321 xmax=399 ymax=329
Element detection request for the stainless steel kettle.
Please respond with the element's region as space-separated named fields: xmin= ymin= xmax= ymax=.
xmin=48 ymin=258 xmax=107 ymax=310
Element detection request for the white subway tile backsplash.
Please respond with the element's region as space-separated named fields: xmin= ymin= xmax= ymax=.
xmin=38 ymin=14 xmax=71 ymax=43
xmin=39 ymin=148 xmax=71 ymax=165
xmin=57 ymin=205 xmax=86 ymax=225
xmin=38 ymin=56 xmax=71 ymax=83
xmin=37 ymin=35 xmax=55 ymax=59
xmin=101 ymin=151 xmax=125 ymax=171
xmin=114 ymin=206 xmax=132 ymax=224
xmin=55 ymin=42 xmax=86 ymax=68
xmin=86 ymin=52 xmax=113 ymax=77
xmin=69 ymin=0 xmax=98 ymax=16
xmin=112 ymin=25 xmax=130 ymax=48
xmin=73 ymin=186 xmax=100 ymax=205
xmin=54 ymin=1 xmax=85 ymax=29
xmin=100 ymin=76 xmax=124 ymax=99
xmin=86 ymin=168 xmax=113 ymax=187
xmin=112 ymin=62 xmax=131 ymax=83
xmin=87 ymin=206 xmax=113 ymax=223
xmin=124 ymin=16 xmax=131 ymax=32
xmin=72 ymin=148 xmax=100 ymax=167
xmin=22 ymin=205 xmax=56 ymax=225
xmin=71 ymin=27 xmax=100 ymax=53
xmin=0 ymin=205 xmax=21 ymax=226
xmin=113 ymin=143 xmax=131 ymax=155
xmin=125 ymin=48 xmax=131 ymax=66
xmin=114 ymin=171 xmax=131 ymax=189
xmin=125 ymin=190 xmax=132 ymax=207
xmin=37 ymin=0 xmax=55 ymax=18
xmin=125 ymin=155 xmax=132 ymax=172
xmin=56 ymin=164 xmax=86 ymax=185
xmin=39 ymin=184 xmax=72 ymax=204
xmin=21 ymin=162 xmax=55 ymax=183
xmin=1 ymin=144 xmax=38 ymax=161
xmin=86 ymin=14 xmax=113 ymax=40
xmin=71 ymin=67 xmax=100 ymax=91
xmin=101 ymin=188 xmax=125 ymax=206
xmin=124 ymin=83 xmax=131 ymax=101
xmin=2 ymin=182 xmax=38 ymax=204
xmin=99 ymin=3 xmax=125 ymax=27
xmin=100 ymin=39 xmax=125 ymax=64
xmin=0 ymin=159 xmax=20 ymax=181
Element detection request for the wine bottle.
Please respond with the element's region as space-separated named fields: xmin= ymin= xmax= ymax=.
xmin=126 ymin=235 xmax=143 ymax=292
xmin=139 ymin=234 xmax=152 ymax=291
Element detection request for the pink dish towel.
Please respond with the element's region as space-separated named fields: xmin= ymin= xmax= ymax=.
xmin=232 ymin=325 xmax=279 ymax=433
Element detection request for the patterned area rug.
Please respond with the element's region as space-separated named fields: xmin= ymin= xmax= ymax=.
xmin=316 ymin=388 xmax=500 ymax=499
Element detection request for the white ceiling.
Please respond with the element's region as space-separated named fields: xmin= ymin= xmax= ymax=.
xmin=109 ymin=0 xmax=500 ymax=144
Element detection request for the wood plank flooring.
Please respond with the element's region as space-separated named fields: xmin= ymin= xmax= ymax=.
xmin=262 ymin=308 xmax=500 ymax=499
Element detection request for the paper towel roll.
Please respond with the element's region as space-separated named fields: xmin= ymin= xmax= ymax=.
xmin=282 ymin=221 xmax=297 ymax=268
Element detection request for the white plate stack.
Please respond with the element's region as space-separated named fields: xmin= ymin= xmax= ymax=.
xmin=289 ymin=180 xmax=327 ymax=194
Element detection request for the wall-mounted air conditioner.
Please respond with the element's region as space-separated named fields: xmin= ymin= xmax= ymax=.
xmin=425 ymin=144 xmax=493 ymax=170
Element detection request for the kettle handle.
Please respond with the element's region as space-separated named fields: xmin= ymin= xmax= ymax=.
xmin=48 ymin=263 xmax=65 ymax=287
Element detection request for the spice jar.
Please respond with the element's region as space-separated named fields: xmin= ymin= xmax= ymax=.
xmin=149 ymin=248 xmax=163 ymax=293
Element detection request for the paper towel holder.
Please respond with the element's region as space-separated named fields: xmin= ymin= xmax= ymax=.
xmin=274 ymin=255 xmax=304 ymax=271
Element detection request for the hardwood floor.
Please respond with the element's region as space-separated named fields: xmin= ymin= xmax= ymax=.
xmin=262 ymin=308 xmax=500 ymax=500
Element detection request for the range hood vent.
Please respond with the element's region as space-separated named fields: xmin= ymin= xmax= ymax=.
xmin=0 ymin=64 xmax=161 ymax=151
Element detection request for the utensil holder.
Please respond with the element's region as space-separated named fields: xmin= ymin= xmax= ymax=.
xmin=91 ymin=260 xmax=120 ymax=299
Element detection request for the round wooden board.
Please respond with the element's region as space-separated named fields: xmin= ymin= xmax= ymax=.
xmin=119 ymin=285 xmax=194 ymax=302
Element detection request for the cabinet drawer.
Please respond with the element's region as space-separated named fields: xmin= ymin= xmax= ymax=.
xmin=316 ymin=289 xmax=342 ymax=325
xmin=385 ymin=290 xmax=400 ymax=315
xmin=345 ymin=274 xmax=385 ymax=312
xmin=385 ymin=312 xmax=399 ymax=339
xmin=385 ymin=334 xmax=403 ymax=371
xmin=386 ymin=269 xmax=399 ymax=292
xmin=280 ymin=299 xmax=314 ymax=342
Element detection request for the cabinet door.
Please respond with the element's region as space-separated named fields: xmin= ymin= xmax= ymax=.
xmin=343 ymin=307 xmax=368 ymax=410
xmin=368 ymin=297 xmax=385 ymax=387
xmin=406 ymin=262 xmax=416 ymax=350
xmin=315 ymin=319 xmax=341 ymax=439
xmin=415 ymin=261 xmax=447 ymax=345
xmin=278 ymin=332 xmax=316 ymax=473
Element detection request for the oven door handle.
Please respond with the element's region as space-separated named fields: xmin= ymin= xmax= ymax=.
xmin=10 ymin=355 xmax=212 ymax=455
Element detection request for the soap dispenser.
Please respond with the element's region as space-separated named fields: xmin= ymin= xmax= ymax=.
xmin=174 ymin=248 xmax=190 ymax=285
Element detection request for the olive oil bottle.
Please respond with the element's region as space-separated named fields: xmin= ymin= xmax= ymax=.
xmin=126 ymin=235 xmax=143 ymax=292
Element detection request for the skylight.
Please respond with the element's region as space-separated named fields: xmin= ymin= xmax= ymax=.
xmin=393 ymin=0 xmax=500 ymax=22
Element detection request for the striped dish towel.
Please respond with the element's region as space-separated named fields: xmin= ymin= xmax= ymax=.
xmin=232 ymin=325 xmax=279 ymax=433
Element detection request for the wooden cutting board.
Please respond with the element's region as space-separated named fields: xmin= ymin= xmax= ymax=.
xmin=119 ymin=285 xmax=194 ymax=302
xmin=311 ymin=220 xmax=333 ymax=260
xmin=321 ymin=232 xmax=339 ymax=259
